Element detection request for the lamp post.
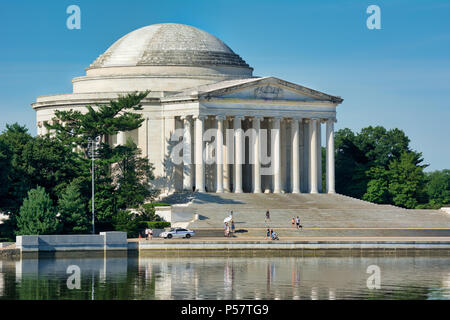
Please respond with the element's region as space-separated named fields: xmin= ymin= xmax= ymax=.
xmin=87 ymin=136 xmax=101 ymax=234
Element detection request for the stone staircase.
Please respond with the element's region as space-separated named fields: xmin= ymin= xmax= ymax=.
xmin=159 ymin=192 xmax=450 ymax=237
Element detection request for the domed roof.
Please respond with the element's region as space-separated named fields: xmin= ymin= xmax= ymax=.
xmin=90 ymin=23 xmax=251 ymax=69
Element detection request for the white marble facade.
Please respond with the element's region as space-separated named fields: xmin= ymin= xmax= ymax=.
xmin=32 ymin=23 xmax=343 ymax=194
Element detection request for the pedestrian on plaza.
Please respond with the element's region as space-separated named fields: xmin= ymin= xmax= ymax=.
xmin=296 ymin=216 xmax=302 ymax=230
xmin=265 ymin=210 xmax=271 ymax=223
xmin=266 ymin=228 xmax=271 ymax=239
xmin=145 ymin=228 xmax=150 ymax=240
xmin=227 ymin=224 xmax=232 ymax=238
xmin=224 ymin=222 xmax=229 ymax=237
xmin=291 ymin=217 xmax=295 ymax=228
xmin=231 ymin=220 xmax=235 ymax=236
xmin=149 ymin=228 xmax=153 ymax=239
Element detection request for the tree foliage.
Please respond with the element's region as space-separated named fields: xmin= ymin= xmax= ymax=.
xmin=336 ymin=126 xmax=435 ymax=208
xmin=58 ymin=181 xmax=90 ymax=234
xmin=16 ymin=186 xmax=60 ymax=235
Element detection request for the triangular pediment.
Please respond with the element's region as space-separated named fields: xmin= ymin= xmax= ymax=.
xmin=194 ymin=77 xmax=343 ymax=103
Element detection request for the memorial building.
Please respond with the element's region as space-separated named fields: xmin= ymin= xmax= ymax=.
xmin=32 ymin=23 xmax=343 ymax=194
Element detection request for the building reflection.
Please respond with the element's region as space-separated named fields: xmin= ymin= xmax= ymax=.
xmin=1 ymin=254 xmax=449 ymax=299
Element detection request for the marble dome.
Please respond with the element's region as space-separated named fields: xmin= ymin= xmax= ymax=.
xmin=73 ymin=23 xmax=254 ymax=93
xmin=90 ymin=23 xmax=251 ymax=69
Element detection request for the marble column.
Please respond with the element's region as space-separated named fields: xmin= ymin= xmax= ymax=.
xmin=182 ymin=116 xmax=193 ymax=191
xmin=253 ymin=117 xmax=263 ymax=193
xmin=326 ymin=119 xmax=336 ymax=194
xmin=291 ymin=117 xmax=300 ymax=194
xmin=273 ymin=117 xmax=282 ymax=193
xmin=194 ymin=115 xmax=205 ymax=192
xmin=317 ymin=121 xmax=322 ymax=193
xmin=309 ymin=118 xmax=318 ymax=194
xmin=117 ymin=131 xmax=125 ymax=145
xmin=234 ymin=116 xmax=244 ymax=193
xmin=224 ymin=118 xmax=231 ymax=192
xmin=216 ymin=116 xmax=224 ymax=193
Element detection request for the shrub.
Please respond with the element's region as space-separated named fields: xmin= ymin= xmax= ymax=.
xmin=140 ymin=221 xmax=171 ymax=229
xmin=112 ymin=210 xmax=142 ymax=238
xmin=16 ymin=186 xmax=60 ymax=235
xmin=140 ymin=202 xmax=170 ymax=221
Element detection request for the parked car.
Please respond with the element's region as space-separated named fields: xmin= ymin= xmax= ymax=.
xmin=159 ymin=228 xmax=195 ymax=239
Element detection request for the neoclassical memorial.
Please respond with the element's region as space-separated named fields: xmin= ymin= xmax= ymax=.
xmin=32 ymin=23 xmax=343 ymax=195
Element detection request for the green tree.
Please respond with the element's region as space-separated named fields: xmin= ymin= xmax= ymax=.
xmin=16 ymin=186 xmax=60 ymax=235
xmin=0 ymin=139 xmax=11 ymax=205
xmin=114 ymin=140 xmax=155 ymax=210
xmin=0 ymin=123 xmax=33 ymax=213
xmin=19 ymin=136 xmax=85 ymax=203
xmin=46 ymin=92 xmax=158 ymax=227
xmin=58 ymin=181 xmax=90 ymax=234
xmin=424 ymin=170 xmax=450 ymax=208
xmin=363 ymin=166 xmax=390 ymax=204
xmin=335 ymin=126 xmax=428 ymax=208
xmin=112 ymin=210 xmax=142 ymax=238
xmin=388 ymin=152 xmax=427 ymax=209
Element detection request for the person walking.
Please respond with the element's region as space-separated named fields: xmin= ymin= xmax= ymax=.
xmin=266 ymin=228 xmax=271 ymax=240
xmin=291 ymin=217 xmax=295 ymax=228
xmin=231 ymin=220 xmax=235 ymax=236
xmin=224 ymin=222 xmax=228 ymax=237
xmin=145 ymin=227 xmax=150 ymax=240
xmin=149 ymin=228 xmax=153 ymax=239
xmin=295 ymin=216 xmax=302 ymax=230
xmin=265 ymin=210 xmax=271 ymax=223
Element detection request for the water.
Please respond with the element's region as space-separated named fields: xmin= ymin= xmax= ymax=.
xmin=1 ymin=253 xmax=450 ymax=300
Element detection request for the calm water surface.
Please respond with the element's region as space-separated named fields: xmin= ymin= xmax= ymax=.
xmin=1 ymin=253 xmax=450 ymax=300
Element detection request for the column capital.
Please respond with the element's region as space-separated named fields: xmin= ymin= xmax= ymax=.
xmin=233 ymin=115 xmax=245 ymax=121
xmin=180 ymin=115 xmax=192 ymax=121
xmin=216 ymin=115 xmax=226 ymax=121
xmin=193 ymin=114 xmax=206 ymax=121
xmin=327 ymin=117 xmax=337 ymax=123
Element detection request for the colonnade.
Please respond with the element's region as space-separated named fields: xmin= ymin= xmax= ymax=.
xmin=180 ymin=115 xmax=336 ymax=194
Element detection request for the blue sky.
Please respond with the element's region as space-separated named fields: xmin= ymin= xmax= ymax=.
xmin=0 ymin=0 xmax=449 ymax=170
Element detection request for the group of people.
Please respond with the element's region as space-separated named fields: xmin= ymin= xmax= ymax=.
xmin=144 ymin=227 xmax=153 ymax=240
xmin=291 ymin=216 xmax=303 ymax=229
xmin=265 ymin=210 xmax=279 ymax=240
xmin=264 ymin=210 xmax=303 ymax=240
xmin=224 ymin=220 xmax=235 ymax=237
xmin=266 ymin=228 xmax=279 ymax=240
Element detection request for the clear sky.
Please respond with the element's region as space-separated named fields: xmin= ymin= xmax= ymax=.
xmin=0 ymin=0 xmax=449 ymax=170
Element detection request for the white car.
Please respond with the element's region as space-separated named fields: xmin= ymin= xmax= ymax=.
xmin=159 ymin=228 xmax=195 ymax=239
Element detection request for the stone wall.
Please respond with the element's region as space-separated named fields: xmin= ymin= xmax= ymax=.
xmin=16 ymin=232 xmax=127 ymax=252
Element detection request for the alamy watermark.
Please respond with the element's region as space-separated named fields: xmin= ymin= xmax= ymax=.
xmin=66 ymin=5 xmax=81 ymax=30
xmin=366 ymin=265 xmax=381 ymax=289
xmin=366 ymin=5 xmax=381 ymax=30
xmin=168 ymin=127 xmax=279 ymax=174
xmin=67 ymin=265 xmax=81 ymax=289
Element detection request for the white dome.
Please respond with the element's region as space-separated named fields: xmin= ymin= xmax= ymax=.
xmin=90 ymin=23 xmax=251 ymax=69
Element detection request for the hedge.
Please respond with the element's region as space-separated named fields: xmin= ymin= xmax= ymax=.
xmin=140 ymin=221 xmax=171 ymax=229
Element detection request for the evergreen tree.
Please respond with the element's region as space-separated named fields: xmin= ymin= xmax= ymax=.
xmin=17 ymin=186 xmax=60 ymax=235
xmin=46 ymin=92 xmax=158 ymax=227
xmin=114 ymin=140 xmax=155 ymax=210
xmin=58 ymin=182 xmax=90 ymax=234
xmin=388 ymin=152 xmax=427 ymax=209
xmin=363 ymin=166 xmax=390 ymax=204
xmin=424 ymin=170 xmax=450 ymax=208
xmin=0 ymin=123 xmax=33 ymax=213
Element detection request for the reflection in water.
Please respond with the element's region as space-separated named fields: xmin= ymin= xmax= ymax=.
xmin=0 ymin=254 xmax=450 ymax=300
